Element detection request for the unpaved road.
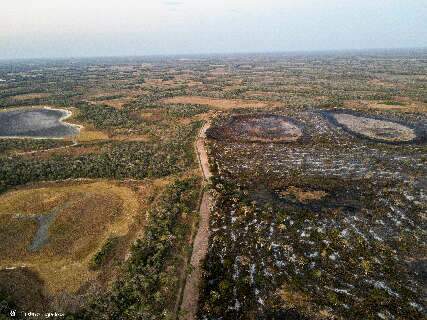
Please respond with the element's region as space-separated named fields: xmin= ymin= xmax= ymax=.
xmin=179 ymin=120 xmax=213 ymax=320
xmin=195 ymin=121 xmax=212 ymax=180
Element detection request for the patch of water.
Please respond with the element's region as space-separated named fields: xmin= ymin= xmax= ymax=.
xmin=0 ymin=107 xmax=79 ymax=138
xmin=28 ymin=201 xmax=72 ymax=252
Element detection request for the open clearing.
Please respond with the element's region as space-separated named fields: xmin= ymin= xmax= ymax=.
xmin=0 ymin=180 xmax=141 ymax=298
xmin=329 ymin=112 xmax=417 ymax=142
xmin=208 ymin=114 xmax=303 ymax=143
xmin=161 ymin=96 xmax=281 ymax=110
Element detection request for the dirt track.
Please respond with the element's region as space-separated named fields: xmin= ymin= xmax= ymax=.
xmin=195 ymin=121 xmax=213 ymax=180
xmin=179 ymin=120 xmax=213 ymax=320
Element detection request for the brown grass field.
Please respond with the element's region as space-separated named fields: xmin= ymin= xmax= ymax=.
xmin=344 ymin=99 xmax=427 ymax=113
xmin=0 ymin=181 xmax=142 ymax=298
xmin=11 ymin=93 xmax=51 ymax=101
xmin=161 ymin=96 xmax=282 ymax=110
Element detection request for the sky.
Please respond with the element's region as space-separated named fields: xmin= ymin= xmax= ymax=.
xmin=1 ymin=0 xmax=426 ymax=59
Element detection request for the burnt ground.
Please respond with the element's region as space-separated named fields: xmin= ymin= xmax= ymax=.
xmin=198 ymin=108 xmax=427 ymax=320
xmin=207 ymin=114 xmax=303 ymax=143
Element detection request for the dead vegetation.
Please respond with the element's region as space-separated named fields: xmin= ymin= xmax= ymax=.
xmin=208 ymin=114 xmax=303 ymax=143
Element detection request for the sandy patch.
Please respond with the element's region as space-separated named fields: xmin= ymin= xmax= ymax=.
xmin=332 ymin=113 xmax=416 ymax=142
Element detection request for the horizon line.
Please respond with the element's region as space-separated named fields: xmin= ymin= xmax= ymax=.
xmin=1 ymin=46 xmax=426 ymax=62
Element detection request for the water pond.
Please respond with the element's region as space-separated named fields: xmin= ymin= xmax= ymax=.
xmin=0 ymin=107 xmax=79 ymax=138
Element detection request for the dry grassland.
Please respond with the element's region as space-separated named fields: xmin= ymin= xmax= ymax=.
xmin=11 ymin=93 xmax=51 ymax=101
xmin=344 ymin=100 xmax=427 ymax=113
xmin=161 ymin=96 xmax=282 ymax=110
xmin=0 ymin=181 xmax=141 ymax=294
xmin=76 ymin=128 xmax=109 ymax=142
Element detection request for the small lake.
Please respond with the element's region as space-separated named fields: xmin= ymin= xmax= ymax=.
xmin=0 ymin=107 xmax=79 ymax=138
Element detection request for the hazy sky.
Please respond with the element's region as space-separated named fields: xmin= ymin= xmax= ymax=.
xmin=1 ymin=0 xmax=426 ymax=59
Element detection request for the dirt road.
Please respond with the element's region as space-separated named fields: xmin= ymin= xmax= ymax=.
xmin=179 ymin=120 xmax=213 ymax=320
xmin=195 ymin=121 xmax=212 ymax=180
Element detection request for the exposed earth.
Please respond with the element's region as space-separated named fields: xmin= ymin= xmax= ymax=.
xmin=329 ymin=112 xmax=418 ymax=143
xmin=208 ymin=114 xmax=303 ymax=143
